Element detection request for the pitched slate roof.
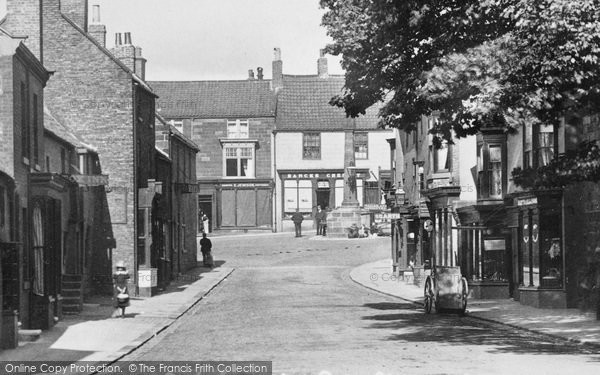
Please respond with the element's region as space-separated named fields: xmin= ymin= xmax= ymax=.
xmin=275 ymin=75 xmax=383 ymax=131
xmin=149 ymin=80 xmax=276 ymax=119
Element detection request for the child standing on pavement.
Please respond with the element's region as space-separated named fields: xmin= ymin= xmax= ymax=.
xmin=113 ymin=261 xmax=130 ymax=318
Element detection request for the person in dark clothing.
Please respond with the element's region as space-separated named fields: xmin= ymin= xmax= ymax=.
xmin=200 ymin=232 xmax=213 ymax=267
xmin=315 ymin=205 xmax=326 ymax=235
xmin=291 ymin=209 xmax=304 ymax=237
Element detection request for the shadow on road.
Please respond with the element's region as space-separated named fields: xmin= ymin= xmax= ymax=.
xmin=361 ymin=302 xmax=600 ymax=359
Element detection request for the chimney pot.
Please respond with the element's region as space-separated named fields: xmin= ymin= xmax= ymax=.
xmin=257 ymin=67 xmax=264 ymax=80
xmin=115 ymin=32 xmax=122 ymax=46
xmin=320 ymin=49 xmax=326 ymax=58
xmin=124 ymin=32 xmax=132 ymax=45
xmin=273 ymin=47 xmax=282 ymax=61
xmin=318 ymin=50 xmax=329 ymax=78
xmin=91 ymin=4 xmax=101 ymax=23
xmin=248 ymin=69 xmax=255 ymax=80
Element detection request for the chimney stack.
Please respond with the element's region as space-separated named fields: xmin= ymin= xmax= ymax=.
xmin=248 ymin=69 xmax=255 ymax=80
xmin=111 ymin=32 xmax=136 ymax=72
xmin=318 ymin=49 xmax=328 ymax=78
xmin=272 ymin=47 xmax=283 ymax=91
xmin=135 ymin=47 xmax=147 ymax=80
xmin=88 ymin=5 xmax=107 ymax=47
xmin=257 ymin=67 xmax=264 ymax=80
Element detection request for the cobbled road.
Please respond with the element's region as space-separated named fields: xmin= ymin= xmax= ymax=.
xmin=124 ymin=233 xmax=600 ymax=375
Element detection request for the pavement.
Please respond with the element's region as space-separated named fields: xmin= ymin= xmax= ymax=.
xmin=350 ymin=258 xmax=600 ymax=348
xmin=0 ymin=264 xmax=233 ymax=365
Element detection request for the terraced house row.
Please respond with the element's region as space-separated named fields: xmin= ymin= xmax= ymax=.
xmin=0 ymin=1 xmax=198 ymax=348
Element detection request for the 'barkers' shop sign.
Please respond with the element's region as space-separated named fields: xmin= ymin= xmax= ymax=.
xmin=283 ymin=172 xmax=368 ymax=180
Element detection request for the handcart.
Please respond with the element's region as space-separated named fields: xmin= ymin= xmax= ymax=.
xmin=424 ymin=265 xmax=468 ymax=315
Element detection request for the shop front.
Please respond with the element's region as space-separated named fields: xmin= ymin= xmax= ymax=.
xmin=505 ymin=189 xmax=566 ymax=308
xmin=456 ymin=203 xmax=510 ymax=299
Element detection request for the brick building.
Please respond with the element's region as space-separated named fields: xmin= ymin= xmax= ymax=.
xmin=150 ymin=76 xmax=276 ymax=231
xmin=0 ymin=1 xmax=181 ymax=306
xmin=155 ymin=114 xmax=199 ymax=288
xmin=273 ymin=50 xmax=394 ymax=233
xmin=0 ymin=26 xmax=53 ymax=341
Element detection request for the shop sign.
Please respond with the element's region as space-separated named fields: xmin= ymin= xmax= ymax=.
xmin=484 ymin=239 xmax=505 ymax=251
xmin=284 ymin=172 xmax=367 ymax=180
xmin=517 ymin=197 xmax=538 ymax=206
xmin=317 ymin=181 xmax=330 ymax=189
xmin=364 ymin=204 xmax=387 ymax=210
xmin=221 ymin=183 xmax=271 ymax=188
xmin=375 ymin=213 xmax=401 ymax=221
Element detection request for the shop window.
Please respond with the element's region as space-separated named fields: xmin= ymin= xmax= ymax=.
xmin=354 ymin=132 xmax=368 ymax=159
xmin=483 ymin=238 xmax=507 ymax=281
xmin=364 ymin=181 xmax=380 ymax=205
xmin=335 ymin=179 xmax=344 ymax=208
xmin=303 ymin=133 xmax=321 ymax=159
xmin=284 ymin=180 xmax=312 ymax=213
xmin=224 ymin=145 xmax=255 ymax=178
xmin=227 ymin=119 xmax=249 ymax=139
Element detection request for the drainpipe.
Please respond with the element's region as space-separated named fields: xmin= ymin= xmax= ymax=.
xmin=272 ymin=130 xmax=277 ymax=232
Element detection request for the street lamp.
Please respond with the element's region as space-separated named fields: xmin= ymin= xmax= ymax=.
xmin=394 ymin=186 xmax=406 ymax=207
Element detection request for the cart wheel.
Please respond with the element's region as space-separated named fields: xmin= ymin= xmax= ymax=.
xmin=424 ymin=277 xmax=434 ymax=314
xmin=459 ymin=277 xmax=468 ymax=316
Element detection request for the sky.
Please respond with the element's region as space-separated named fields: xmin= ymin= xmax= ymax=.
xmin=91 ymin=0 xmax=344 ymax=81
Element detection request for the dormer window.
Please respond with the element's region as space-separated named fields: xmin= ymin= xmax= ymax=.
xmin=227 ymin=119 xmax=249 ymax=138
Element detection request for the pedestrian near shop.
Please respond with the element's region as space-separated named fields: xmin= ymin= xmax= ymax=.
xmin=315 ymin=205 xmax=326 ymax=236
xmin=113 ymin=261 xmax=130 ymax=318
xmin=292 ymin=209 xmax=304 ymax=237
xmin=200 ymin=232 xmax=214 ymax=268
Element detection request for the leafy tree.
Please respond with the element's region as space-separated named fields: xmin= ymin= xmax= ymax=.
xmin=321 ymin=0 xmax=600 ymax=159
xmin=320 ymin=0 xmax=511 ymax=134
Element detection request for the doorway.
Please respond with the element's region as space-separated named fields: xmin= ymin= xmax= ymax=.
xmin=316 ymin=189 xmax=330 ymax=210
xmin=198 ymin=195 xmax=212 ymax=233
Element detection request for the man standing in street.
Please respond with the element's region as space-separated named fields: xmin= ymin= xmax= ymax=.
xmin=292 ymin=209 xmax=304 ymax=237
xmin=315 ymin=205 xmax=326 ymax=236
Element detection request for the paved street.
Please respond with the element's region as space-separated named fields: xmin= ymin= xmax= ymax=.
xmin=124 ymin=234 xmax=600 ymax=375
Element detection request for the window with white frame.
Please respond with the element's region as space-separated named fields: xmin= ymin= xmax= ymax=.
xmin=433 ymin=141 xmax=451 ymax=172
xmin=303 ymin=132 xmax=321 ymax=159
xmin=284 ymin=180 xmax=312 ymax=213
xmin=354 ymin=132 xmax=368 ymax=159
xmin=224 ymin=144 xmax=254 ymax=177
xmin=227 ymin=119 xmax=249 ymax=138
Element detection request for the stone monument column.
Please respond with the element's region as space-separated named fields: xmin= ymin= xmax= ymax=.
xmin=327 ymin=119 xmax=362 ymax=237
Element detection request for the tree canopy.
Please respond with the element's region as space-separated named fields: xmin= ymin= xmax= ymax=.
xmin=320 ymin=0 xmax=600 ymax=157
